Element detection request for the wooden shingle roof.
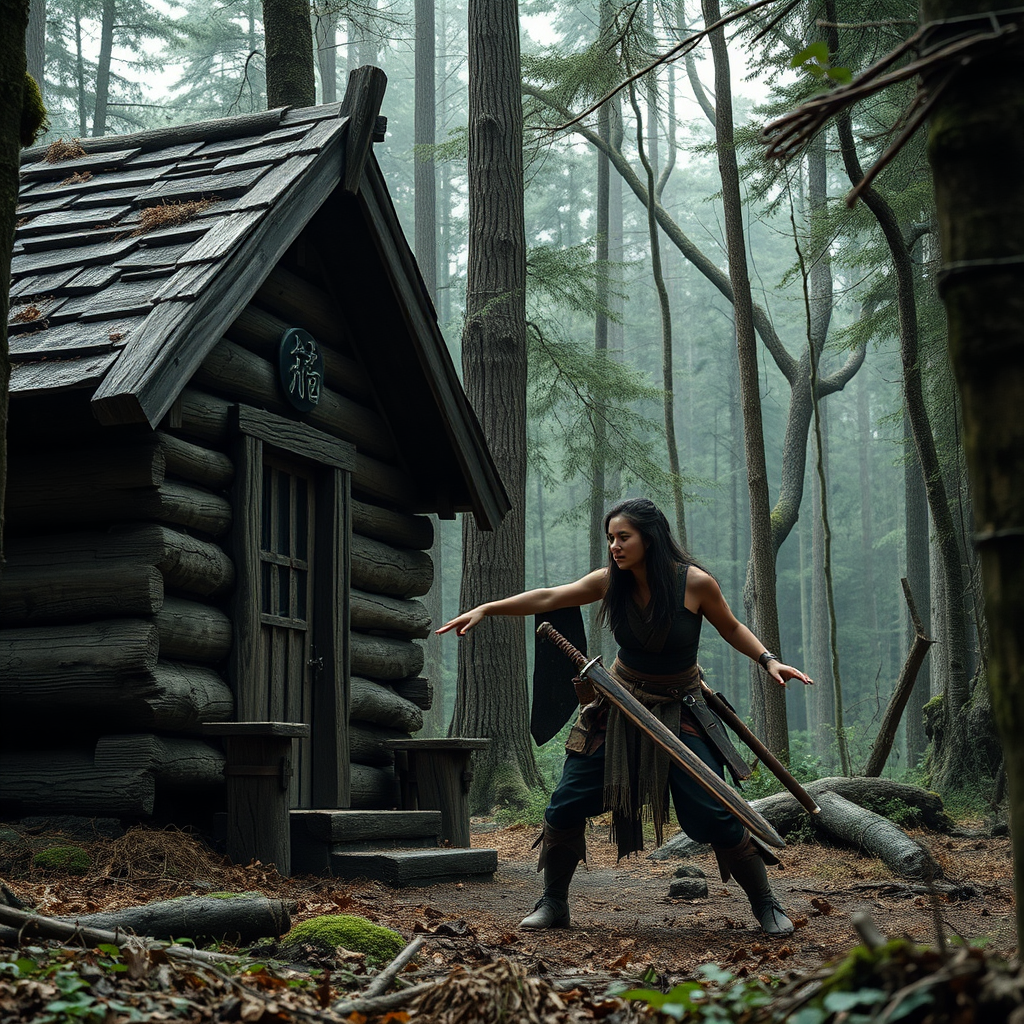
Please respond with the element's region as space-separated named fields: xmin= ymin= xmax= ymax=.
xmin=10 ymin=70 xmax=510 ymax=529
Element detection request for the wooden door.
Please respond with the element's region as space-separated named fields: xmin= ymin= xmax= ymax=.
xmin=232 ymin=406 xmax=355 ymax=811
xmin=259 ymin=456 xmax=316 ymax=806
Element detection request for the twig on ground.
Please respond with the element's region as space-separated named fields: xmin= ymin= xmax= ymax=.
xmin=362 ymin=934 xmax=425 ymax=998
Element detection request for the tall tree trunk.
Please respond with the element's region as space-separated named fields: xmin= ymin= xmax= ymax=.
xmin=1 ymin=0 xmax=30 ymax=568
xmin=415 ymin=0 xmax=443 ymax=739
xmin=702 ymin=0 xmax=786 ymax=757
xmin=920 ymin=0 xmax=1024 ymax=934
xmin=452 ymin=0 xmax=541 ymax=810
xmin=810 ymin=408 xmax=835 ymax=767
xmin=588 ymin=0 xmax=613 ymax=656
xmin=904 ymin=404 xmax=931 ymax=766
xmin=74 ymin=3 xmax=87 ymax=136
xmin=92 ymin=0 xmax=114 ymax=136
xmin=856 ymin=373 xmax=880 ymax=651
xmin=26 ymin=0 xmax=43 ymax=97
xmin=263 ymin=0 xmax=315 ymax=108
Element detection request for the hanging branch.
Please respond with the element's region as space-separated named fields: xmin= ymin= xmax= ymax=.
xmin=549 ymin=0 xmax=792 ymax=131
xmin=760 ymin=16 xmax=1022 ymax=204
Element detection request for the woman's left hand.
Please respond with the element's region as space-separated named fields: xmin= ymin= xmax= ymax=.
xmin=768 ymin=663 xmax=813 ymax=687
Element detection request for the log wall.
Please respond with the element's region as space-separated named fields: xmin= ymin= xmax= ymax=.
xmin=1 ymin=254 xmax=438 ymax=821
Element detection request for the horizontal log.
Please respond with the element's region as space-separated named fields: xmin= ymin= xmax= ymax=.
xmin=156 ymin=596 xmax=232 ymax=663
xmin=5 ymin=472 xmax=232 ymax=537
xmin=93 ymin=734 xmax=226 ymax=787
xmin=0 ymin=751 xmax=156 ymax=816
xmin=350 ymin=588 xmax=430 ymax=638
xmin=257 ymin=265 xmax=356 ymax=359
xmin=0 ymin=620 xmax=234 ymax=728
xmin=350 ymin=676 xmax=424 ymax=732
xmin=350 ymin=632 xmax=424 ymax=681
xmin=8 ymin=441 xmax=164 ymax=496
xmin=175 ymin=388 xmax=420 ymax=509
xmin=351 ymin=499 xmax=433 ymax=551
xmin=391 ymin=676 xmax=433 ymax=711
xmin=3 ymin=525 xmax=234 ymax=600
xmin=156 ymin=430 xmax=234 ymax=490
xmin=227 ymin=302 xmax=375 ymax=403
xmin=0 ymin=561 xmax=163 ymax=624
xmin=351 ymin=533 xmax=432 ymax=599
xmin=349 ymin=722 xmax=413 ymax=767
xmin=195 ymin=338 xmax=396 ymax=461
xmin=64 ymin=895 xmax=292 ymax=944
xmin=349 ymin=763 xmax=398 ymax=810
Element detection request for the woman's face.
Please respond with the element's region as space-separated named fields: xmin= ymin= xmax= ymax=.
xmin=607 ymin=515 xmax=648 ymax=573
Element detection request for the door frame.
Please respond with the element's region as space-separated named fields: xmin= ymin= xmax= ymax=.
xmin=230 ymin=404 xmax=355 ymax=808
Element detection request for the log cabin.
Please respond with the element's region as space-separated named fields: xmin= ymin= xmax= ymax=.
xmin=0 ymin=68 xmax=510 ymax=880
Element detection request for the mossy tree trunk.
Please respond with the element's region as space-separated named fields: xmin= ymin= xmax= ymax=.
xmin=920 ymin=0 xmax=1024 ymax=939
xmin=263 ymin=0 xmax=315 ymax=108
xmin=1 ymin=0 xmax=30 ymax=571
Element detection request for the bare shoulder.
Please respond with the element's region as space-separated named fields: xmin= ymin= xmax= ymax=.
xmin=685 ymin=565 xmax=719 ymax=593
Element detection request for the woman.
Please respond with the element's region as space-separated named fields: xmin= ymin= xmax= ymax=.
xmin=437 ymin=498 xmax=811 ymax=937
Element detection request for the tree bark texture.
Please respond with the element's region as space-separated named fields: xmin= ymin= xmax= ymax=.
xmin=904 ymin=411 xmax=931 ymax=765
xmin=920 ymin=0 xmax=1024 ymax=941
xmin=263 ymin=0 xmax=316 ymax=108
xmin=453 ymin=0 xmax=541 ymax=810
xmin=92 ymin=0 xmax=114 ymax=135
xmin=701 ymin=0 xmax=787 ymax=758
xmin=414 ymin=0 xmax=437 ymax=301
xmin=25 ymin=0 xmax=43 ymax=96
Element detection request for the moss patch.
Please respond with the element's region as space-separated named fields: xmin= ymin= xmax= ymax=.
xmin=285 ymin=914 xmax=404 ymax=965
xmin=33 ymin=845 xmax=91 ymax=875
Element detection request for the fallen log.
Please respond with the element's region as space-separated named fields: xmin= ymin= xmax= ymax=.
xmin=59 ymin=894 xmax=293 ymax=944
xmin=811 ymin=791 xmax=941 ymax=880
xmin=0 ymin=904 xmax=245 ymax=965
xmin=651 ymin=777 xmax=949 ymax=880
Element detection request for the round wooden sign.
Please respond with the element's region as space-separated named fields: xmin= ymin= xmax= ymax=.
xmin=278 ymin=327 xmax=324 ymax=412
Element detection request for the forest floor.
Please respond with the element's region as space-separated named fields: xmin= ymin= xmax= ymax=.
xmin=0 ymin=816 xmax=1016 ymax=1021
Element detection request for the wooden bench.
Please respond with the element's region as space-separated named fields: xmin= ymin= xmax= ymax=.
xmin=201 ymin=722 xmax=310 ymax=876
xmin=384 ymin=738 xmax=491 ymax=848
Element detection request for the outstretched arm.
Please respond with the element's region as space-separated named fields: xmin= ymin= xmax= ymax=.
xmin=436 ymin=569 xmax=607 ymax=637
xmin=689 ymin=569 xmax=813 ymax=686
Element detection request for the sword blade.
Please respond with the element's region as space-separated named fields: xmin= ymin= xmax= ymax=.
xmin=537 ymin=622 xmax=786 ymax=849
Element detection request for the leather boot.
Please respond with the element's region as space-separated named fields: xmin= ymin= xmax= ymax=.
xmin=714 ymin=831 xmax=793 ymax=937
xmin=519 ymin=820 xmax=586 ymax=930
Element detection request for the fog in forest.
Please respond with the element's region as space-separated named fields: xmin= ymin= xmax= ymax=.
xmin=25 ymin=0 xmax=985 ymax=793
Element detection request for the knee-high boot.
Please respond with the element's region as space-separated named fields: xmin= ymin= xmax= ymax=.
xmin=713 ymin=831 xmax=793 ymax=937
xmin=519 ymin=820 xmax=586 ymax=930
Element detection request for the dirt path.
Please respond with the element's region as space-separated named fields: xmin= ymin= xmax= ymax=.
xmin=325 ymin=820 xmax=1017 ymax=984
xmin=2 ymin=818 xmax=1015 ymax=989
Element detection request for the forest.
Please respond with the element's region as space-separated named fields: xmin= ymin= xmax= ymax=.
xmin=2 ymin=0 xmax=1012 ymax=823
xmin=2 ymin=0 xmax=1023 ymax=1017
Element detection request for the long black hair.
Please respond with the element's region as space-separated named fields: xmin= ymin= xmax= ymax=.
xmin=598 ymin=498 xmax=704 ymax=634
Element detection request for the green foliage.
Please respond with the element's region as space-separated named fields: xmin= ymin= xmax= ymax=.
xmin=284 ymin=915 xmax=404 ymax=966
xmin=620 ymin=963 xmax=776 ymax=1021
xmin=790 ymin=40 xmax=852 ymax=86
xmin=21 ymin=73 xmax=49 ymax=146
xmin=32 ymin=845 xmax=91 ymax=875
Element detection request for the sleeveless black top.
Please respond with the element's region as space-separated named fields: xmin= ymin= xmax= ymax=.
xmin=612 ymin=564 xmax=702 ymax=675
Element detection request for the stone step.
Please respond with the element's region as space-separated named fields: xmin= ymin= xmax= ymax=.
xmin=327 ymin=847 xmax=498 ymax=887
xmin=290 ymin=809 xmax=443 ymax=876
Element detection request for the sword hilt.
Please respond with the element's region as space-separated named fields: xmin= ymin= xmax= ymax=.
xmin=536 ymin=621 xmax=588 ymax=670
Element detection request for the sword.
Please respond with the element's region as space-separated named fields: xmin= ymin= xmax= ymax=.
xmin=537 ymin=621 xmax=786 ymax=849
xmin=699 ymin=681 xmax=821 ymax=816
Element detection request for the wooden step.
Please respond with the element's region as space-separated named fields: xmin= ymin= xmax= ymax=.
xmin=290 ymin=809 xmax=443 ymax=875
xmin=327 ymin=847 xmax=498 ymax=887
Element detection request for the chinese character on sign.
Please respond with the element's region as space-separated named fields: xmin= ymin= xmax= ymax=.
xmin=277 ymin=328 xmax=324 ymax=413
